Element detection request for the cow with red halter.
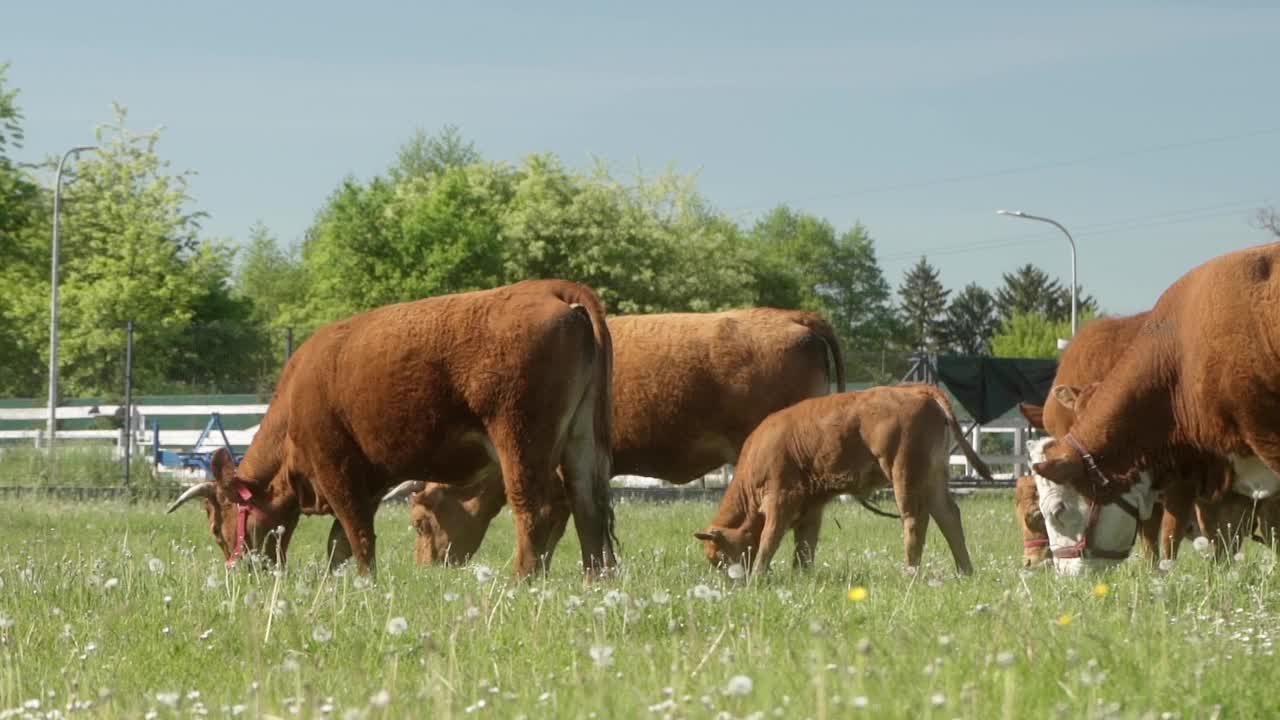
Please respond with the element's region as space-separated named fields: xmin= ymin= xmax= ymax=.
xmin=167 ymin=279 xmax=616 ymax=579
xmin=1033 ymin=243 xmax=1280 ymax=553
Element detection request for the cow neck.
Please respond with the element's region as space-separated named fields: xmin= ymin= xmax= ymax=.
xmin=709 ymin=474 xmax=758 ymax=531
xmin=1068 ymin=342 xmax=1179 ymax=479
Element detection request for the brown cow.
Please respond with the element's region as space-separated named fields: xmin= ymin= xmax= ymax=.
xmin=1034 ymin=242 xmax=1280 ymax=512
xmin=386 ymin=308 xmax=847 ymax=565
xmin=1018 ymin=310 xmax=1238 ymax=560
xmin=694 ymin=384 xmax=991 ymax=575
xmin=167 ymin=279 xmax=616 ymax=578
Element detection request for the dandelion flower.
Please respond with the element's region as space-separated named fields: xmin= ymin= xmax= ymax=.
xmin=1193 ymin=536 xmax=1211 ymax=555
xmin=1056 ymin=614 xmax=1073 ymax=626
xmin=103 ymin=578 xmax=120 ymax=590
xmin=465 ymin=607 xmax=481 ymax=621
xmin=369 ymin=690 xmax=391 ymax=708
xmin=589 ymin=644 xmax=615 ymax=668
xmin=726 ymin=563 xmax=746 ymax=581
xmin=156 ymin=692 xmax=180 ymax=708
xmin=775 ymin=589 xmax=793 ymax=602
xmin=852 ymin=696 xmax=869 ymax=708
xmin=0 ymin=615 xmax=12 ymax=630
xmin=603 ymin=590 xmax=628 ymax=607
xmin=1093 ymin=583 xmax=1110 ymax=598
xmin=725 ymin=675 xmax=753 ymax=696
xmin=930 ymin=693 xmax=946 ymax=707
xmin=312 ymin=626 xmax=333 ymax=643
xmin=847 ymin=586 xmax=869 ymax=602
xmin=147 ymin=558 xmax=165 ymax=574
xmin=566 ymin=595 xmax=584 ymax=610
xmin=386 ymin=617 xmax=408 ymax=636
xmin=443 ymin=592 xmax=459 ymax=603
xmin=651 ymin=590 xmax=671 ymax=605
xmin=996 ymin=651 xmax=1015 ymax=667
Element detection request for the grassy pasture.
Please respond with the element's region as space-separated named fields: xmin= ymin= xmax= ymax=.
xmin=2 ymin=494 xmax=1278 ymax=719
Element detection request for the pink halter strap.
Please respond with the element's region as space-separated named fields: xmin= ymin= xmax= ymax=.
xmin=227 ymin=483 xmax=294 ymax=567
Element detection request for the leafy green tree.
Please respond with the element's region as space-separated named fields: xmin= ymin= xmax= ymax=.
xmin=990 ymin=310 xmax=1097 ymax=358
xmin=0 ymin=63 xmax=48 ymax=396
xmin=897 ymin=257 xmax=950 ymax=352
xmin=389 ymin=125 xmax=481 ymax=184
xmin=942 ymin=283 xmax=998 ymax=355
xmin=235 ymin=222 xmax=305 ymax=331
xmin=746 ymin=205 xmax=833 ymax=311
xmin=53 ymin=105 xmax=212 ymax=396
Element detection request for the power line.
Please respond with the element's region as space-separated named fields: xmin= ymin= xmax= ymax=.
xmin=878 ymin=198 xmax=1271 ymax=266
xmin=728 ymin=125 xmax=1280 ymax=214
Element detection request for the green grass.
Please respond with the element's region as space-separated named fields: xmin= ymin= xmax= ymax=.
xmin=2 ymin=494 xmax=1279 ymax=719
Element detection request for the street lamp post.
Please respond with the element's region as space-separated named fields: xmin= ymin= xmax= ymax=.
xmin=47 ymin=145 xmax=98 ymax=473
xmin=996 ymin=209 xmax=1078 ymax=338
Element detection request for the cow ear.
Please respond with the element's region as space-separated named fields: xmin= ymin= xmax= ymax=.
xmin=1018 ymin=403 xmax=1046 ymax=430
xmin=1052 ymin=385 xmax=1081 ymax=412
xmin=209 ymin=448 xmax=237 ymax=488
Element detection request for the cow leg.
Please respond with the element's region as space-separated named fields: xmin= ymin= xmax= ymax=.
xmin=1160 ymin=482 xmax=1197 ymax=560
xmin=558 ymin=397 xmax=616 ymax=578
xmin=1136 ymin=507 xmax=1162 ymax=564
xmin=326 ymin=519 xmax=354 ymax=572
xmin=750 ymin=509 xmax=790 ymax=576
xmin=889 ymin=463 xmax=930 ymax=572
xmin=792 ymin=505 xmax=824 ymax=569
xmin=925 ymin=474 xmax=972 ymax=576
xmin=327 ymin=493 xmax=378 ymax=577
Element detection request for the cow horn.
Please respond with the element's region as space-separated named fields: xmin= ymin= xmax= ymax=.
xmin=382 ymin=480 xmax=426 ymax=503
xmin=167 ymin=482 xmax=216 ymax=513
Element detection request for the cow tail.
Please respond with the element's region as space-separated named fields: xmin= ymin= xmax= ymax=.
xmin=564 ymin=288 xmax=619 ymax=559
xmin=792 ymin=313 xmax=846 ymax=392
xmin=926 ymin=386 xmax=995 ymax=483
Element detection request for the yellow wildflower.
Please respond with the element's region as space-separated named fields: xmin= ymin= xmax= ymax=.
xmin=1056 ymin=614 xmax=1073 ymax=626
xmin=847 ymin=586 xmax=869 ymax=602
xmin=1093 ymin=583 xmax=1110 ymax=598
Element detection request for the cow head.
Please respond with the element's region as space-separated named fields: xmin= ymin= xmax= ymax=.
xmin=166 ymin=448 xmax=295 ymax=564
xmin=1014 ymin=474 xmax=1050 ymax=568
xmin=1018 ymin=403 xmax=1046 ymax=432
xmin=693 ymin=525 xmax=758 ymax=570
xmin=405 ymin=482 xmax=490 ymax=566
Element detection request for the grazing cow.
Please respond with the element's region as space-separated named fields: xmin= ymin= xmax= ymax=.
xmin=1025 ymin=437 xmax=1157 ymax=575
xmin=386 ymin=308 xmax=846 ymax=565
xmin=694 ymin=384 xmax=991 ymax=575
xmin=1034 ymin=242 xmax=1280 ymax=519
xmin=167 ymin=279 xmax=616 ymax=578
xmin=1018 ymin=310 xmax=1237 ymax=560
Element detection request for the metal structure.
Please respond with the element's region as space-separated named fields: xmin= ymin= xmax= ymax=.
xmin=996 ymin=209 xmax=1079 ymax=337
xmin=47 ymin=145 xmax=99 ymax=476
xmin=152 ymin=412 xmax=239 ymax=477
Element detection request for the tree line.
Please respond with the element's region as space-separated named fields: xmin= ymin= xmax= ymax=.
xmin=0 ymin=64 xmax=1106 ymax=400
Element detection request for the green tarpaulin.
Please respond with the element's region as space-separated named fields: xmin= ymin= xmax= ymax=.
xmin=935 ymin=356 xmax=1059 ymax=425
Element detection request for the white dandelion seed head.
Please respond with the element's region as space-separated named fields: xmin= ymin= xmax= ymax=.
xmin=205 ymin=575 xmax=221 ymax=590
xmin=472 ymin=565 xmax=496 ymax=584
xmin=566 ymin=595 xmax=584 ymax=610
xmin=443 ymin=592 xmax=459 ymax=603
xmin=312 ymin=626 xmax=333 ymax=643
xmin=1193 ymin=536 xmax=1211 ymax=554
xmin=163 ymin=595 xmax=173 ymax=606
xmin=651 ymin=590 xmax=671 ymax=605
xmin=0 ymin=615 xmax=12 ymax=630
xmin=369 ymin=690 xmax=391 ymax=708
xmin=281 ymin=658 xmax=300 ymax=673
xmin=852 ymin=695 xmax=869 ymax=708
xmin=603 ymin=590 xmax=628 ymax=607
xmin=775 ymin=589 xmax=793 ymax=602
xmin=930 ymin=693 xmax=946 ymax=707
xmin=386 ymin=617 xmax=408 ymax=636
xmin=996 ymin=651 xmax=1016 ymax=667
xmin=726 ymin=563 xmax=746 ymax=581
xmin=725 ymin=675 xmax=753 ymax=696
xmin=465 ymin=607 xmax=482 ymax=621
xmin=589 ymin=644 xmax=614 ymax=668
xmin=147 ymin=558 xmax=165 ymax=574
xmin=1158 ymin=558 xmax=1175 ymax=572
xmin=103 ymin=578 xmax=120 ymax=590
xmin=156 ymin=692 xmax=180 ymax=708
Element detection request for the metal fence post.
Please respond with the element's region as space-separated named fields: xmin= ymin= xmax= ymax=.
xmin=123 ymin=319 xmax=134 ymax=488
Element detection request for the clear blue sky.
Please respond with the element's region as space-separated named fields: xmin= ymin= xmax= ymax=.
xmin=6 ymin=2 xmax=1278 ymax=314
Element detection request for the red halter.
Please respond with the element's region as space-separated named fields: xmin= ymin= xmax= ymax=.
xmin=1051 ymin=496 xmax=1142 ymax=561
xmin=227 ymin=483 xmax=295 ymax=567
xmin=1023 ymin=537 xmax=1050 ymax=550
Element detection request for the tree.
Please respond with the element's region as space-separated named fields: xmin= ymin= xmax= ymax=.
xmin=235 ymin=221 xmax=305 ymax=331
xmin=0 ymin=63 xmax=48 ymax=396
xmin=53 ymin=105 xmax=213 ymax=396
xmin=1257 ymin=206 xmax=1280 ymax=238
xmin=942 ymin=283 xmax=998 ymax=355
xmin=990 ymin=310 xmax=1097 ymax=358
xmin=746 ymin=205 xmax=836 ymax=311
xmin=897 ymin=257 xmax=950 ymax=351
xmin=389 ymin=125 xmax=481 ymax=183
xmin=994 ymin=264 xmax=1062 ymax=323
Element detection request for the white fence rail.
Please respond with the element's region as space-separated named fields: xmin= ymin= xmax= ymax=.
xmin=2 ymin=402 xmax=1035 ymax=484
